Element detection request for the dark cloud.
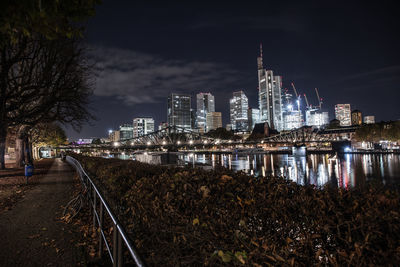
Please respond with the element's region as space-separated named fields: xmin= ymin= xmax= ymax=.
xmin=89 ymin=46 xmax=241 ymax=105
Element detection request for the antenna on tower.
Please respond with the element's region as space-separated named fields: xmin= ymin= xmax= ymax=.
xmin=257 ymin=43 xmax=264 ymax=70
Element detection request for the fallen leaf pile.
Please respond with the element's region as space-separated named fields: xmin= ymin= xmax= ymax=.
xmin=70 ymin=153 xmax=400 ymax=266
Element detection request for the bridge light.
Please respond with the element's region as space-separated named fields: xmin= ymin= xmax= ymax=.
xmin=131 ymin=141 xmax=135 ymax=145
xmin=261 ymin=140 xmax=264 ymax=144
xmin=147 ymin=141 xmax=151 ymax=146
xmin=228 ymin=140 xmax=232 ymax=143
xmin=113 ymin=142 xmax=119 ymax=147
xmin=162 ymin=141 xmax=166 ymax=145
xmin=177 ymin=141 xmax=181 ymax=145
xmin=189 ymin=140 xmax=193 ymax=145
xmin=216 ymin=139 xmax=220 ymax=144
xmin=203 ymin=140 xmax=207 ymax=144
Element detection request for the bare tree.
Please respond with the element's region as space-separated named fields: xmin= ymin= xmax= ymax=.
xmin=0 ymin=35 xmax=94 ymax=169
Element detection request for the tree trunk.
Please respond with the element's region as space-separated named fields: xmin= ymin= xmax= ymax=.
xmin=0 ymin=126 xmax=6 ymax=170
xmin=15 ymin=136 xmax=24 ymax=168
xmin=15 ymin=125 xmax=30 ymax=168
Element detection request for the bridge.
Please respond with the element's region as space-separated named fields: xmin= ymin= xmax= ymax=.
xmin=262 ymin=126 xmax=358 ymax=144
xmin=61 ymin=126 xmax=359 ymax=152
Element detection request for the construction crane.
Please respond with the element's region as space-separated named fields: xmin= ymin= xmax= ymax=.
xmin=291 ymin=82 xmax=299 ymax=98
xmin=303 ymin=94 xmax=310 ymax=109
xmin=315 ymin=88 xmax=322 ymax=109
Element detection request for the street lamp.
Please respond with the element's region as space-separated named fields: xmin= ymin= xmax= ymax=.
xmin=189 ymin=140 xmax=193 ymax=145
xmin=177 ymin=141 xmax=181 ymax=145
xmin=147 ymin=141 xmax=151 ymax=146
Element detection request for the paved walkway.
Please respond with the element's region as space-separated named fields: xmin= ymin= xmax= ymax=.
xmin=0 ymin=159 xmax=86 ymax=266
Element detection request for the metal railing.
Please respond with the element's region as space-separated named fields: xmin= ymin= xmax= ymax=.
xmin=66 ymin=156 xmax=146 ymax=267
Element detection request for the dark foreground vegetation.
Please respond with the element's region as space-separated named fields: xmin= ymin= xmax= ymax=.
xmin=71 ymin=154 xmax=400 ymax=266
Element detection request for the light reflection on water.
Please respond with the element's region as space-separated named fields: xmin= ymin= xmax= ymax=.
xmin=181 ymin=152 xmax=400 ymax=188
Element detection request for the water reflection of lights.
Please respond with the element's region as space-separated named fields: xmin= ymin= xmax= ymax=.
xmin=179 ymin=153 xmax=400 ymax=189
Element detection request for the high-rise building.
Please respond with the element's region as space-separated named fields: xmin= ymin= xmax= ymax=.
xmin=335 ymin=104 xmax=351 ymax=126
xmin=119 ymin=123 xmax=133 ymax=140
xmin=167 ymin=93 xmax=191 ymax=129
xmin=306 ymin=109 xmax=329 ymax=128
xmin=230 ymin=91 xmax=249 ymax=131
xmin=206 ymin=112 xmax=222 ymax=132
xmin=196 ymin=93 xmax=215 ymax=132
xmin=364 ymin=116 xmax=375 ymax=124
xmin=257 ymin=44 xmax=283 ymax=131
xmin=133 ymin=118 xmax=154 ymax=137
xmin=351 ymin=110 xmax=362 ymax=125
xmin=247 ymin=108 xmax=260 ymax=131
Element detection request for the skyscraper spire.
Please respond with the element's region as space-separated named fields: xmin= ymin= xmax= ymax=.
xmin=257 ymin=43 xmax=264 ymax=70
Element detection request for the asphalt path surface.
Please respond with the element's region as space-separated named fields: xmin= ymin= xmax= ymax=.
xmin=0 ymin=159 xmax=86 ymax=266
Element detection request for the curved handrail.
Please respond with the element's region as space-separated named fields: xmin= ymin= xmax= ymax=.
xmin=66 ymin=156 xmax=146 ymax=267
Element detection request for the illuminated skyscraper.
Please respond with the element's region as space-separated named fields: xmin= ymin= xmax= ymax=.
xmin=196 ymin=93 xmax=215 ymax=132
xmin=133 ymin=118 xmax=154 ymax=137
xmin=335 ymin=104 xmax=351 ymax=126
xmin=230 ymin=91 xmax=248 ymax=131
xmin=247 ymin=108 xmax=260 ymax=131
xmin=167 ymin=93 xmax=191 ymax=129
xmin=257 ymin=44 xmax=283 ymax=131
xmin=206 ymin=112 xmax=222 ymax=132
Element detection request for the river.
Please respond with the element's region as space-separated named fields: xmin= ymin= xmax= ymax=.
xmin=180 ymin=152 xmax=400 ymax=188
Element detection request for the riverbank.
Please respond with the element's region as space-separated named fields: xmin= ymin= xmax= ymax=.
xmin=71 ymin=153 xmax=400 ymax=266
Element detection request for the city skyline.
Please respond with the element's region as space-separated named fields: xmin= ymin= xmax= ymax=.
xmin=65 ymin=1 xmax=400 ymax=139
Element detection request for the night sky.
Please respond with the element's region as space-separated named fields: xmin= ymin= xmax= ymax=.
xmin=66 ymin=1 xmax=400 ymax=140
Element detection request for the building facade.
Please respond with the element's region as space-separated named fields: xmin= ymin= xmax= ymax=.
xmin=229 ymin=91 xmax=249 ymax=131
xmin=206 ymin=112 xmax=222 ymax=132
xmin=247 ymin=108 xmax=260 ymax=131
xmin=167 ymin=93 xmax=191 ymax=129
xmin=196 ymin=93 xmax=215 ymax=132
xmin=283 ymin=111 xmax=303 ymax=130
xmin=133 ymin=118 xmax=154 ymax=137
xmin=119 ymin=123 xmax=133 ymax=140
xmin=335 ymin=104 xmax=351 ymax=126
xmin=306 ymin=109 xmax=329 ymax=128
xmin=351 ymin=110 xmax=362 ymax=125
xmin=364 ymin=116 xmax=375 ymax=124
xmin=257 ymin=45 xmax=283 ymax=131
xmin=109 ymin=130 xmax=120 ymax=142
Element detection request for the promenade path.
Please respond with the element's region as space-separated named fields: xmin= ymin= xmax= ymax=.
xmin=0 ymin=158 xmax=87 ymax=266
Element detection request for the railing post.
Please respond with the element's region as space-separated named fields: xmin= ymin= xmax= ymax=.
xmin=118 ymin=231 xmax=123 ymax=267
xmin=113 ymin=223 xmax=118 ymax=267
xmin=98 ymin=201 xmax=104 ymax=258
